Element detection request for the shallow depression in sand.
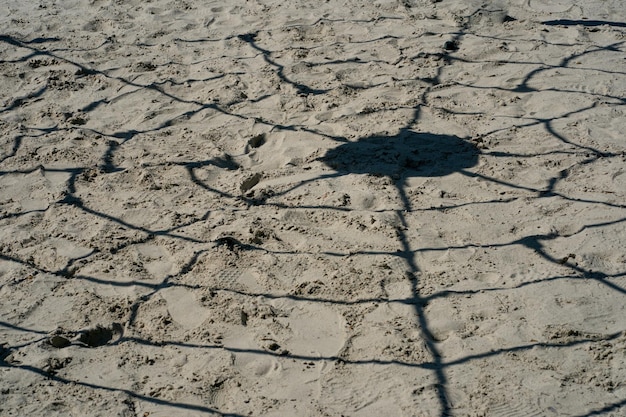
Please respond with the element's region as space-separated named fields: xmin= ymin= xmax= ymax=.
xmin=280 ymin=302 xmax=346 ymax=357
xmin=161 ymin=287 xmax=209 ymax=329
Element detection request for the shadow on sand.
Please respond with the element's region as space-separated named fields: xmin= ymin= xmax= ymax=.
xmin=320 ymin=129 xmax=479 ymax=178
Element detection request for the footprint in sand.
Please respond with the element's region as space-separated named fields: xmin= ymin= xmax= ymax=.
xmin=217 ymin=268 xmax=262 ymax=292
xmin=134 ymin=243 xmax=174 ymax=278
xmin=160 ymin=287 xmax=209 ymax=329
xmin=281 ymin=303 xmax=346 ymax=357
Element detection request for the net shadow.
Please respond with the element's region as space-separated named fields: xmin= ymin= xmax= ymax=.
xmin=1 ymin=2 xmax=625 ymax=416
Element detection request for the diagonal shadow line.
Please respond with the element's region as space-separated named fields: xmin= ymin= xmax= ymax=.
xmin=0 ymin=49 xmax=46 ymax=64
xmin=516 ymin=42 xmax=626 ymax=92
xmin=108 ymin=330 xmax=624 ymax=371
xmin=0 ymin=268 xmax=609 ymax=352
xmin=1 ymin=362 xmax=245 ymax=417
xmin=0 ymin=252 xmax=203 ymax=291
xmin=249 ymin=172 xmax=344 ymax=201
xmin=442 ymin=331 xmax=624 ymax=367
xmin=0 ymin=165 xmax=82 ymax=177
xmin=538 ymin=187 xmax=625 ymax=210
xmin=373 ymin=216 xmax=626 ymax=257
xmin=3 ymin=36 xmax=61 ymax=44
xmin=430 ymin=39 xmax=626 ymax=90
xmin=440 ymin=49 xmax=626 ymax=100
xmin=483 ymin=149 xmax=605 ymax=159
xmin=339 ymin=235 xmax=626 ymax=270
xmin=543 ymin=19 xmax=626 ymax=28
xmin=469 ymin=100 xmax=620 ymax=157
xmin=206 ymin=271 xmax=615 ymax=308
xmin=459 ymin=169 xmax=549 ymax=193
xmin=56 ymin=196 xmax=207 ymax=244
xmin=2 ymin=332 xmax=621 ymax=417
xmin=514 ymin=236 xmax=626 ymax=295
xmin=471 ymin=115 xmax=624 ymax=156
xmin=572 ymin=398 xmax=626 ymax=417
xmin=242 ymin=196 xmax=518 ymax=214
xmin=0 ymin=321 xmax=49 ymax=335
xmin=0 ymin=208 xmax=48 ymax=221
xmin=0 ymin=33 xmax=355 ymax=151
xmin=459 ymin=169 xmax=626 ymax=209
xmin=0 ymin=85 xmax=48 ymax=114
xmin=0 ymin=337 xmax=49 ymax=353
xmin=127 ymin=265 xmax=625 ymax=302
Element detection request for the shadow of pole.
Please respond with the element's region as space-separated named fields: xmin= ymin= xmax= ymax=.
xmin=320 ymin=123 xmax=480 ymax=415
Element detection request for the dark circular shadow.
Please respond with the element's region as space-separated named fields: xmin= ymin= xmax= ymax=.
xmin=321 ymin=130 xmax=479 ymax=178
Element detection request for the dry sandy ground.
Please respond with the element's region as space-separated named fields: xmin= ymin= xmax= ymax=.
xmin=1 ymin=0 xmax=626 ymax=416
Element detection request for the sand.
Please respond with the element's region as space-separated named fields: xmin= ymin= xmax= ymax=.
xmin=1 ymin=0 xmax=625 ymax=415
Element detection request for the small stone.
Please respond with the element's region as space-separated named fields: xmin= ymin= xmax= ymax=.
xmin=49 ymin=335 xmax=71 ymax=348
xmin=443 ymin=40 xmax=459 ymax=51
xmin=240 ymin=173 xmax=262 ymax=193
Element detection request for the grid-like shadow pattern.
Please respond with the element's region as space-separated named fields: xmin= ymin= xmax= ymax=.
xmin=1 ymin=1 xmax=625 ymax=416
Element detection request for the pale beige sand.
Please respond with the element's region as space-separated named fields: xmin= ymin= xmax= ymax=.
xmin=1 ymin=0 xmax=626 ymax=416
